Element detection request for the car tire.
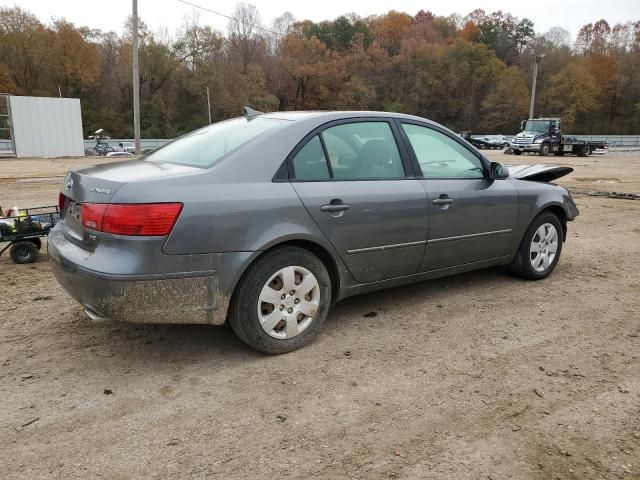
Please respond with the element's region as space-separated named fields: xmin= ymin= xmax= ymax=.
xmin=509 ymin=212 xmax=563 ymax=280
xmin=539 ymin=143 xmax=550 ymax=156
xmin=513 ymin=150 xmax=522 ymax=155
xmin=10 ymin=241 xmax=39 ymax=264
xmin=228 ymin=246 xmax=332 ymax=354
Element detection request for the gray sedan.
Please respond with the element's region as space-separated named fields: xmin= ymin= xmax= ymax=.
xmin=50 ymin=110 xmax=578 ymax=353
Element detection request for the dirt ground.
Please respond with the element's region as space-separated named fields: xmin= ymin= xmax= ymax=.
xmin=1 ymin=151 xmax=639 ymax=479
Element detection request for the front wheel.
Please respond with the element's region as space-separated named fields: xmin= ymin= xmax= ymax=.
xmin=539 ymin=143 xmax=551 ymax=156
xmin=228 ymin=246 xmax=332 ymax=354
xmin=510 ymin=212 xmax=563 ymax=280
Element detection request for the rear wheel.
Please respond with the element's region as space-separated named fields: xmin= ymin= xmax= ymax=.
xmin=228 ymin=246 xmax=332 ymax=354
xmin=510 ymin=212 xmax=563 ymax=280
xmin=577 ymin=145 xmax=591 ymax=157
xmin=10 ymin=241 xmax=39 ymax=264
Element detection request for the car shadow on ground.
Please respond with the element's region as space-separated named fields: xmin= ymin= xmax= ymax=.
xmin=329 ymin=266 xmax=512 ymax=319
xmin=63 ymin=267 xmax=512 ymax=370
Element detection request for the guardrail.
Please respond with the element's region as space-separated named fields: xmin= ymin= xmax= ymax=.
xmin=83 ymin=138 xmax=171 ymax=151
xmin=90 ymin=135 xmax=640 ymax=149
xmin=3 ymin=134 xmax=640 ymax=157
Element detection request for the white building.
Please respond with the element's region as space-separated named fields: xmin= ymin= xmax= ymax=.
xmin=0 ymin=94 xmax=84 ymax=158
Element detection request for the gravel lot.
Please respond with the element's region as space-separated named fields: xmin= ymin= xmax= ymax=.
xmin=1 ymin=151 xmax=639 ymax=479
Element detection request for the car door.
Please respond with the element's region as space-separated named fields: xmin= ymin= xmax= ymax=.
xmin=290 ymin=119 xmax=428 ymax=283
xmin=398 ymin=121 xmax=518 ymax=271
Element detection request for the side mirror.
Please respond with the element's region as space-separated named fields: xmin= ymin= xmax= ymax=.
xmin=520 ymin=120 xmax=526 ymax=131
xmin=490 ymin=162 xmax=509 ymax=180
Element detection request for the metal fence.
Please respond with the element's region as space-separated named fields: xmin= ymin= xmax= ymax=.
xmin=83 ymin=138 xmax=170 ymax=152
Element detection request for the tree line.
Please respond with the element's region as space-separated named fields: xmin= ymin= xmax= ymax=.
xmin=1 ymin=4 xmax=639 ymax=137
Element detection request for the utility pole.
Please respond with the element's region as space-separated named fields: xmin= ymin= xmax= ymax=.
xmin=206 ymin=85 xmax=212 ymax=124
xmin=132 ymin=0 xmax=141 ymax=155
xmin=529 ymin=54 xmax=545 ymax=119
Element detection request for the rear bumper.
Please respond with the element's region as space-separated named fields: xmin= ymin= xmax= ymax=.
xmin=48 ymin=228 xmax=240 ymax=325
xmin=511 ymin=143 xmax=541 ymax=152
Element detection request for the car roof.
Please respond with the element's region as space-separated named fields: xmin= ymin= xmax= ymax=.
xmin=260 ymin=110 xmax=441 ymax=128
xmin=200 ymin=110 xmax=488 ymax=182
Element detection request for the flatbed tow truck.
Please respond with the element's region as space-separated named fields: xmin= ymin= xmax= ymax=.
xmin=510 ymin=117 xmax=608 ymax=156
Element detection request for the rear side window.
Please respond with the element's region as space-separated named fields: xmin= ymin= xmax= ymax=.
xmin=322 ymin=122 xmax=405 ymax=179
xmin=145 ymin=117 xmax=285 ymax=167
xmin=291 ymin=135 xmax=331 ymax=181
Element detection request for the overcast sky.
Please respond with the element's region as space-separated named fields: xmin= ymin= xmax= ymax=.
xmin=4 ymin=0 xmax=639 ymax=39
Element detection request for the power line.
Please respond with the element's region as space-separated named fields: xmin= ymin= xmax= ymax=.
xmin=176 ymin=0 xmax=284 ymax=37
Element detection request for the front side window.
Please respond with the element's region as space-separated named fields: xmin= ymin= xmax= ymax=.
xmin=145 ymin=117 xmax=285 ymax=167
xmin=401 ymin=124 xmax=485 ymax=179
xmin=321 ymin=122 xmax=405 ymax=180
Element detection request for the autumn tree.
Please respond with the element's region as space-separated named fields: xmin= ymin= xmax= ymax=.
xmin=370 ymin=11 xmax=413 ymax=56
xmin=1 ymin=4 xmax=639 ymax=137
xmin=278 ymin=30 xmax=345 ymax=109
xmin=49 ymin=20 xmax=100 ymax=97
xmin=460 ymin=21 xmax=481 ymax=42
xmin=479 ymin=67 xmax=529 ymax=132
xmin=304 ymin=15 xmax=371 ymax=51
xmin=0 ymin=7 xmax=51 ymax=94
xmin=541 ymin=62 xmax=599 ymax=131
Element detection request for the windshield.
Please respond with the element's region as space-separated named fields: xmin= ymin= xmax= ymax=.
xmin=524 ymin=120 xmax=551 ymax=133
xmin=145 ymin=117 xmax=286 ymax=167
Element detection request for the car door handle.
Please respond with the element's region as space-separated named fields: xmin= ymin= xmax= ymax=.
xmin=320 ymin=203 xmax=350 ymax=212
xmin=432 ymin=197 xmax=454 ymax=205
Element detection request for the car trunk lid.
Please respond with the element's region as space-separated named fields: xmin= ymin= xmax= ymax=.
xmin=59 ymin=160 xmax=199 ymax=249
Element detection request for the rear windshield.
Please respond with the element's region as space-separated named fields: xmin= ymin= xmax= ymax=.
xmin=145 ymin=117 xmax=286 ymax=167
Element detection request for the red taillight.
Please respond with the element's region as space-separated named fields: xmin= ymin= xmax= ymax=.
xmin=81 ymin=203 xmax=182 ymax=236
xmin=81 ymin=203 xmax=107 ymax=231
